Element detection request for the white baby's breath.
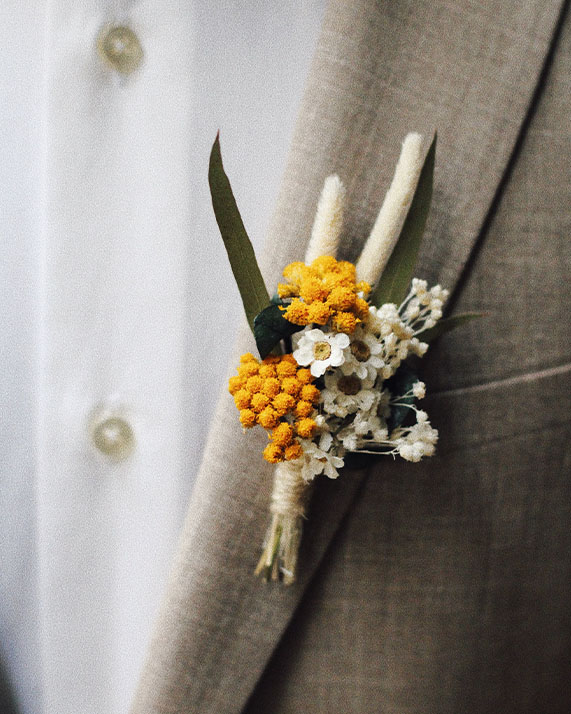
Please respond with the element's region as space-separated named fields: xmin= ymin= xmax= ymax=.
xmin=337 ymin=403 xmax=389 ymax=451
xmin=393 ymin=418 xmax=439 ymax=462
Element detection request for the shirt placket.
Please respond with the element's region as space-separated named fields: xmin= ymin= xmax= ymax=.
xmin=38 ymin=3 xmax=192 ymax=712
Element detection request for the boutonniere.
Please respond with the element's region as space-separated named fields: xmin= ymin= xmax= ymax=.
xmin=209 ymin=132 xmax=479 ymax=584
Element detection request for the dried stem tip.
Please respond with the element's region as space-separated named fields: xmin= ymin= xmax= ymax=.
xmin=305 ymin=175 xmax=346 ymax=264
xmin=356 ymin=133 xmax=425 ymax=286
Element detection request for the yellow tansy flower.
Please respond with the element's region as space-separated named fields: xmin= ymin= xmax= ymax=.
xmin=284 ymin=441 xmax=303 ymax=461
xmin=295 ymin=417 xmax=317 ymax=438
xmin=300 ymin=384 xmax=320 ymax=404
xmin=258 ymin=363 xmax=277 ymax=379
xmin=276 ymin=360 xmax=297 ymax=379
xmin=331 ymin=311 xmax=357 ymax=333
xmin=250 ymin=393 xmax=270 ymax=413
xmin=321 ymin=271 xmax=351 ymax=290
xmin=262 ymin=377 xmax=281 ymax=398
xmin=282 ymin=261 xmax=307 ymax=285
xmin=239 ymin=409 xmax=256 ymax=428
xmin=310 ymin=255 xmax=337 ymax=275
xmin=240 ymin=352 xmax=257 ymax=363
xmin=228 ymin=376 xmax=243 ymax=395
xmin=282 ymin=298 xmax=310 ymax=326
xmin=233 ymin=389 xmax=251 ymax=410
xmin=263 ymin=443 xmax=284 ymax=464
xmin=354 ymin=297 xmax=370 ymax=320
xmin=246 ymin=375 xmax=263 ymax=393
xmin=273 ymin=393 xmax=296 ymax=416
xmin=296 ymin=368 xmax=313 ymax=385
xmin=335 ymin=260 xmax=356 ymax=280
xmin=230 ymin=350 xmax=322 ymax=463
xmin=299 ymin=277 xmax=329 ymax=303
xmin=307 ymin=301 xmax=331 ymax=325
xmin=294 ymin=400 xmax=314 ymax=418
xmin=280 ymin=376 xmax=301 ymax=397
xmin=271 ymin=422 xmax=294 ymax=447
xmin=277 ymin=283 xmax=298 ymax=299
xmin=327 ymin=285 xmax=356 ymax=311
xmin=237 ymin=361 xmax=259 ymax=379
xmin=258 ymin=407 xmax=280 ymax=429
xmin=279 ymin=257 xmax=369 ymax=332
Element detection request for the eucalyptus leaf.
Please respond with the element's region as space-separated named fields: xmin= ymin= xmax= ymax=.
xmin=416 ymin=312 xmax=485 ymax=344
xmin=370 ymin=133 xmax=436 ymax=308
xmin=254 ymin=302 xmax=304 ymax=359
xmin=384 ymin=363 xmax=419 ymax=432
xmin=209 ymin=134 xmax=269 ymax=333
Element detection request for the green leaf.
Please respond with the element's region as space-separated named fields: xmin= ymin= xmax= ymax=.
xmin=415 ymin=312 xmax=485 ymax=344
xmin=253 ymin=302 xmax=304 ymax=359
xmin=384 ymin=362 xmax=419 ymax=432
xmin=370 ymin=133 xmax=437 ymax=308
xmin=209 ymin=134 xmax=269 ymax=333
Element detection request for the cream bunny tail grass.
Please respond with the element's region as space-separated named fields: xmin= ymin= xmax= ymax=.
xmin=356 ymin=133 xmax=424 ymax=285
xmin=305 ymin=175 xmax=346 ymax=264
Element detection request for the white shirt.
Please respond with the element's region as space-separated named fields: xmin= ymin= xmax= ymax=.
xmin=0 ymin=2 xmax=325 ymax=713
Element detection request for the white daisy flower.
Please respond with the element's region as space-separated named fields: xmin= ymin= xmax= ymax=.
xmin=321 ymin=371 xmax=377 ymax=418
xmin=340 ymin=325 xmax=385 ymax=380
xmin=293 ymin=328 xmax=349 ymax=377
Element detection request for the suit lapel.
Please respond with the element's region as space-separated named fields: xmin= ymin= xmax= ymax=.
xmin=131 ymin=1 xmax=566 ymax=712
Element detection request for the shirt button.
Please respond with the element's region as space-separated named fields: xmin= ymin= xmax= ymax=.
xmin=97 ymin=25 xmax=143 ymax=75
xmin=89 ymin=408 xmax=135 ymax=460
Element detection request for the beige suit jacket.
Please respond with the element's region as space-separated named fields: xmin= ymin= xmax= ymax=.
xmin=131 ymin=1 xmax=570 ymax=712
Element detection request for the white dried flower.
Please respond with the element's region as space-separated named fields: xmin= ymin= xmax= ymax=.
xmin=398 ymin=281 xmax=449 ymax=336
xmin=300 ymin=434 xmax=345 ymax=481
xmin=365 ymin=304 xmax=415 ymax=378
xmin=337 ymin=406 xmax=389 ymax=451
xmin=321 ymin=371 xmax=377 ymax=418
xmin=293 ymin=328 xmax=349 ymax=377
xmin=392 ymin=418 xmax=439 ymax=462
xmin=341 ymin=326 xmax=385 ymax=380
xmin=409 ymin=338 xmax=428 ymax=357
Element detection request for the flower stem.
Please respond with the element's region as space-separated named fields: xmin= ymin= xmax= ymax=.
xmin=254 ymin=461 xmax=310 ymax=584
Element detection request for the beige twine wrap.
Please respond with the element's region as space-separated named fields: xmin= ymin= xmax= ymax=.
xmin=255 ymin=460 xmax=312 ymax=584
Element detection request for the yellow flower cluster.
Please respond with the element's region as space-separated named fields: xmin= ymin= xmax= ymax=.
xmin=278 ymin=255 xmax=370 ymax=334
xmin=228 ymin=353 xmax=321 ymax=464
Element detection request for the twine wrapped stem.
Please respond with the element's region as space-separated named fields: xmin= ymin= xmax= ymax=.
xmin=255 ymin=460 xmax=312 ymax=584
